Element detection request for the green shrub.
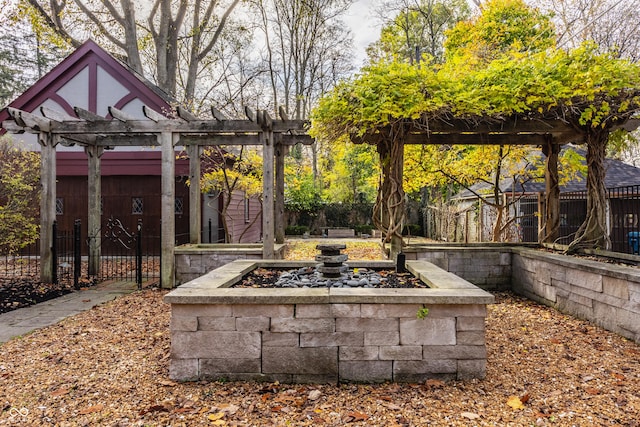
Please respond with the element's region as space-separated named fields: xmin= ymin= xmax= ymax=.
xmin=354 ymin=224 xmax=374 ymax=234
xmin=285 ymin=225 xmax=309 ymax=235
xmin=402 ymin=224 xmax=421 ymax=236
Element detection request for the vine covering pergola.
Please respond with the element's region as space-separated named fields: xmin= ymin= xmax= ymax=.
xmin=311 ymin=50 xmax=640 ymax=260
xmin=2 ymin=105 xmax=311 ymax=287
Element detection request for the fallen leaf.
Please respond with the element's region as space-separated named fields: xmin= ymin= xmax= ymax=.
xmin=208 ymin=412 xmax=225 ymax=421
xmin=507 ymin=396 xmax=525 ymax=410
xmin=520 ymin=392 xmax=531 ymax=404
xmin=158 ymin=380 xmax=177 ymax=387
xmin=79 ymin=404 xmax=104 ymax=415
xmin=51 ymin=388 xmax=70 ymax=396
xmin=381 ymin=402 xmax=402 ymax=410
xmin=140 ymin=404 xmax=169 ymax=415
xmin=585 ymin=387 xmax=600 ymax=395
xmin=219 ymin=403 xmax=239 ymax=415
xmin=347 ymin=411 xmax=369 ymax=421
xmin=461 ymin=411 xmax=481 ymax=420
xmin=308 ymin=389 xmax=322 ymax=401
xmin=425 ymin=379 xmax=446 ymax=388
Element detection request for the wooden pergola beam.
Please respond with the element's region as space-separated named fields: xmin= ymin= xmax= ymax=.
xmin=108 ymin=106 xmax=139 ymax=122
xmin=45 ymin=118 xmax=307 ymax=135
xmin=353 ymin=132 xmax=577 ymax=146
xmin=40 ymin=106 xmax=79 ymax=122
xmin=412 ymin=117 xmax=575 ymax=133
xmin=177 ymin=106 xmax=199 ymax=121
xmin=143 ymin=106 xmax=166 ymax=122
xmin=179 ymin=134 xmax=313 ymax=146
xmin=7 ymin=107 xmax=55 ymax=132
xmin=74 ymin=107 xmax=104 ymax=121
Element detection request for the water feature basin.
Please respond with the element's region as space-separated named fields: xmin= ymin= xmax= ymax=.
xmin=165 ymin=258 xmax=494 ymax=383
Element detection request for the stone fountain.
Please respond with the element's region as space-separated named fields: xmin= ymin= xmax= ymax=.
xmin=165 ymin=245 xmax=494 ymax=383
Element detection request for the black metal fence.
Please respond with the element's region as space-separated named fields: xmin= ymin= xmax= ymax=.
xmin=519 ymin=184 xmax=640 ymax=254
xmin=88 ymin=217 xmax=160 ymax=287
xmin=0 ymin=238 xmax=42 ymax=284
xmin=1 ymin=219 xmax=161 ymax=287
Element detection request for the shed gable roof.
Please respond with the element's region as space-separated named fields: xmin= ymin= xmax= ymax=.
xmin=0 ymin=39 xmax=173 ymax=124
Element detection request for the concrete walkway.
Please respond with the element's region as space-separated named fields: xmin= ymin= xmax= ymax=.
xmin=0 ymin=281 xmax=138 ymax=344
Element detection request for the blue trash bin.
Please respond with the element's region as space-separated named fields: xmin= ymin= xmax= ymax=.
xmin=628 ymin=231 xmax=640 ymax=254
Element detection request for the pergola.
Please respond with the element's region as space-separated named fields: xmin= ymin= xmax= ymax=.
xmin=3 ymin=105 xmax=311 ymax=287
xmin=350 ymin=115 xmax=640 ymax=257
xmin=4 ymin=105 xmax=639 ymax=285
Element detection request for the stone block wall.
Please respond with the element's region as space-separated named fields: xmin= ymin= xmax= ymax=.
xmin=405 ymin=245 xmax=640 ymax=344
xmin=512 ymin=248 xmax=640 ymax=343
xmin=174 ymin=244 xmax=287 ymax=284
xmin=169 ymin=302 xmax=488 ymax=383
xmin=404 ymin=245 xmax=513 ymax=290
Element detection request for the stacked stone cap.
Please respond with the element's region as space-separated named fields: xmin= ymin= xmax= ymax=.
xmin=316 ymin=244 xmax=348 ymax=278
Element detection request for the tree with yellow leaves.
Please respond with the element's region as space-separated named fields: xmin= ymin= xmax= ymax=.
xmin=0 ymin=136 xmax=40 ymax=253
xmin=200 ymin=147 xmax=263 ymax=243
xmin=313 ymin=0 xmax=640 ymax=255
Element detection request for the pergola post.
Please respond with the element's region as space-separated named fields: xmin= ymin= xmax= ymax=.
xmin=39 ymin=132 xmax=57 ymax=284
xmin=161 ymin=131 xmax=176 ymax=287
xmin=187 ymin=144 xmax=201 ymax=244
xmin=542 ymin=141 xmax=560 ymax=243
xmin=275 ymin=137 xmax=286 ymax=244
xmin=86 ymin=145 xmax=103 ymax=276
xmin=261 ymin=111 xmax=275 ymax=259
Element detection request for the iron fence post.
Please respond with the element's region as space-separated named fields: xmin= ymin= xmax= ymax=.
xmin=51 ymin=220 xmax=58 ymax=284
xmin=136 ymin=219 xmax=142 ymax=290
xmin=73 ymin=219 xmax=81 ymax=287
xmin=159 ymin=222 xmax=162 ymax=288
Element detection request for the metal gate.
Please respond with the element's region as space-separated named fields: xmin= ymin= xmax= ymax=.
xmin=87 ymin=217 xmax=161 ymax=287
xmin=2 ymin=219 xmax=160 ymax=287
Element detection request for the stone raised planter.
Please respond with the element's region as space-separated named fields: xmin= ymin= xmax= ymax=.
xmin=174 ymin=243 xmax=287 ymax=285
xmin=164 ymin=259 xmax=494 ymax=383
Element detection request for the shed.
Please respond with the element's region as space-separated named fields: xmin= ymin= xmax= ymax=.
xmin=0 ymin=40 xmax=261 ymax=247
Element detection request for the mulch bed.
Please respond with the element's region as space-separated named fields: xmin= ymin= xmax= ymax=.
xmin=0 ymin=279 xmax=82 ymax=314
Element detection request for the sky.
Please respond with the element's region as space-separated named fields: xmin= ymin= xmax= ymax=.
xmin=344 ymin=0 xmax=382 ymax=65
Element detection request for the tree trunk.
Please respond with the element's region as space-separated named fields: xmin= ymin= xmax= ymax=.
xmin=120 ymin=0 xmax=143 ymax=74
xmin=567 ymin=129 xmax=611 ymax=252
xmin=540 ymin=140 xmax=560 ymax=243
xmin=490 ymin=145 xmax=504 ymax=242
xmin=373 ymin=125 xmax=405 ymax=259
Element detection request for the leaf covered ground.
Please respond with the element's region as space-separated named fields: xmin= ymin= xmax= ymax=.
xmin=283 ymin=238 xmax=388 ymax=261
xmin=0 ymin=240 xmax=638 ymax=426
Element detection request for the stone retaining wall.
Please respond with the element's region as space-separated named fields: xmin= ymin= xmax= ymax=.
xmin=512 ymin=248 xmax=640 ymax=343
xmin=165 ymin=260 xmax=494 ymax=383
xmin=405 ymin=244 xmax=640 ymax=344
xmin=404 ymin=244 xmax=515 ymax=290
